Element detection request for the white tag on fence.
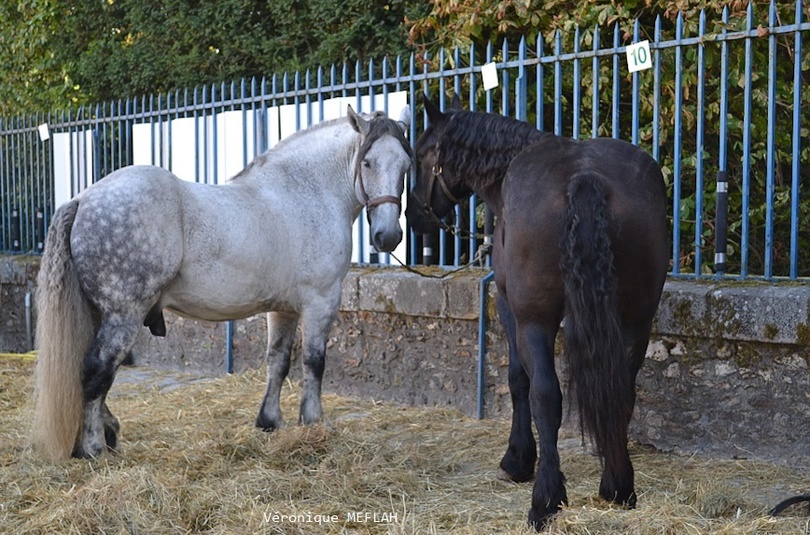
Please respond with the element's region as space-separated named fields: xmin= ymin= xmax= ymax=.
xmin=626 ymin=40 xmax=652 ymax=73
xmin=481 ymin=62 xmax=499 ymax=91
xmin=38 ymin=123 xmax=51 ymax=141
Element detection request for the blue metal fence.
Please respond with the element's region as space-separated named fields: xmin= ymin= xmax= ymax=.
xmin=1 ymin=1 xmax=808 ymax=280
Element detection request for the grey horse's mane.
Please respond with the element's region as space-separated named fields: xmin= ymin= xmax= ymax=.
xmin=230 ymin=111 xmax=405 ymax=182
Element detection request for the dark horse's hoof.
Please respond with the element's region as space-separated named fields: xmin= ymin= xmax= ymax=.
xmin=528 ymin=505 xmax=560 ymax=532
xmin=528 ymin=479 xmax=568 ymax=531
xmin=497 ymin=467 xmax=534 ymax=484
xmin=599 ymin=478 xmax=637 ymax=508
xmin=599 ymin=489 xmax=636 ymax=509
xmin=499 ymin=451 xmax=536 ymax=483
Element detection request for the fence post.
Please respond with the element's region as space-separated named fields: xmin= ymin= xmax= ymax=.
xmin=715 ymin=171 xmax=729 ymax=277
xmin=11 ymin=207 xmax=20 ymax=251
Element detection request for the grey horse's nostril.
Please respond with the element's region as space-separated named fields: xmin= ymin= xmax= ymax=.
xmin=373 ymin=228 xmax=403 ymax=253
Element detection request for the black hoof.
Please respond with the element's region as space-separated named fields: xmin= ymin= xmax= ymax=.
xmin=600 ymin=487 xmax=637 ymax=508
xmin=72 ymin=445 xmax=102 ymax=459
xmin=599 ymin=477 xmax=637 ymax=508
xmin=529 ymin=480 xmax=567 ymax=531
xmin=104 ymin=426 xmax=119 ymax=451
xmin=255 ymin=413 xmax=281 ymax=433
xmin=528 ymin=505 xmax=559 ymax=531
xmin=499 ymin=451 xmax=536 ymax=483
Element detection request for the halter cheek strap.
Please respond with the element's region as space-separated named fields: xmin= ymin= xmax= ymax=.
xmin=418 ymin=163 xmax=488 ymax=240
xmin=355 ymin=169 xmax=402 ymax=215
xmin=427 ymin=164 xmax=463 ymax=206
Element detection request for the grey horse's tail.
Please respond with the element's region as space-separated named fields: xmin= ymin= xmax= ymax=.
xmin=32 ymin=199 xmax=94 ymax=461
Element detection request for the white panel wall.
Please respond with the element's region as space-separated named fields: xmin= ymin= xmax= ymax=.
xmin=52 ymin=130 xmax=94 ymax=209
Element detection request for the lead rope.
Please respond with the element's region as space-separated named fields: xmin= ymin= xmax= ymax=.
xmin=387 ymin=164 xmax=492 ymax=278
xmin=387 ymin=241 xmax=492 ymax=279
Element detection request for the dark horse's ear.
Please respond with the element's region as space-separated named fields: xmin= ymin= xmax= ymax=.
xmin=449 ymin=93 xmax=463 ymax=110
xmin=423 ymin=93 xmax=445 ymax=126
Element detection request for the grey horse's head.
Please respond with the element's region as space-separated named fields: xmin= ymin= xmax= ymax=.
xmin=347 ymin=105 xmax=412 ymax=252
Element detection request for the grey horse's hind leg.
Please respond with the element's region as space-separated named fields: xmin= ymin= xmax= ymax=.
xmin=74 ymin=318 xmax=140 ymax=458
xmin=101 ymin=399 xmax=121 ymax=450
xmin=76 ymin=396 xmax=122 ymax=455
xmin=256 ymin=311 xmax=299 ymax=431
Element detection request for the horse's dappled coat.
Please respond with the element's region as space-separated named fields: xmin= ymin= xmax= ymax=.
xmin=33 ymin=106 xmax=412 ymax=461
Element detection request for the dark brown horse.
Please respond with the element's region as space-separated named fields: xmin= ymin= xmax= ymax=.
xmin=406 ymin=95 xmax=669 ymax=529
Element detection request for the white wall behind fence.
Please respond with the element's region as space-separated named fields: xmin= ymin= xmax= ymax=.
xmin=53 ymin=130 xmax=94 ymax=210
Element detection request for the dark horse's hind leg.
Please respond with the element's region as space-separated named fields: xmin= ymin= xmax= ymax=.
xmin=75 ymin=318 xmax=140 ymax=458
xmin=521 ymin=322 xmax=567 ymax=530
xmin=597 ymin=321 xmax=651 ymax=508
xmin=497 ymin=295 xmax=537 ymax=482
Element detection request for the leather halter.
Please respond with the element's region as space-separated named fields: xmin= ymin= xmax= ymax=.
xmin=416 ymin=163 xmax=487 ymax=240
xmin=355 ymin=164 xmax=401 ymax=215
xmin=427 ymin=164 xmax=463 ymax=206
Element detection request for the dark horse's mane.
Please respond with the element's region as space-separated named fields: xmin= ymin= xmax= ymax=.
xmin=439 ymin=111 xmax=548 ymax=191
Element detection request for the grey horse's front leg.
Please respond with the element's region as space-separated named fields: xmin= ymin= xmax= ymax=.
xmin=298 ymin=307 xmax=337 ymax=425
xmin=256 ymin=311 xmax=298 ymax=431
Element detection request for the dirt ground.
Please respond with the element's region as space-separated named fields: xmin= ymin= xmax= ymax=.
xmin=1 ymin=354 xmax=808 ymax=534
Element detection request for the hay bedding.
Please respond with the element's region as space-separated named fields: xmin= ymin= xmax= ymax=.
xmin=1 ymin=355 xmax=808 ymax=535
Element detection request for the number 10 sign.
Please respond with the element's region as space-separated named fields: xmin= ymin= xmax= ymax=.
xmin=626 ymin=40 xmax=652 ymax=73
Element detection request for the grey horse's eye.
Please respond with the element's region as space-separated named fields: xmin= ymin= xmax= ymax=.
xmin=362 ymin=160 xmax=371 ymax=168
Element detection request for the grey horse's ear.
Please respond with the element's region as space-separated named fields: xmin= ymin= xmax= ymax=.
xmin=347 ymin=104 xmax=371 ymax=136
xmin=449 ymin=93 xmax=463 ymax=110
xmin=397 ymin=106 xmax=411 ymax=133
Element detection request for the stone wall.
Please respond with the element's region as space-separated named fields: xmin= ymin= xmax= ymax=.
xmin=2 ymin=256 xmax=808 ymax=466
xmin=0 ymin=256 xmax=38 ymax=352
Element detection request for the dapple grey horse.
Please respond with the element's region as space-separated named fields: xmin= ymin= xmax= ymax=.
xmin=33 ymin=106 xmax=412 ymax=460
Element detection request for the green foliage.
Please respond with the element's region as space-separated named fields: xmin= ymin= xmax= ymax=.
xmin=66 ymin=0 xmax=427 ymax=102
xmin=0 ymin=1 xmax=85 ymax=115
xmin=0 ymin=0 xmax=427 ymax=113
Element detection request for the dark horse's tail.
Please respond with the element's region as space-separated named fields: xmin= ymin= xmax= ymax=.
xmin=560 ymin=173 xmax=630 ymax=470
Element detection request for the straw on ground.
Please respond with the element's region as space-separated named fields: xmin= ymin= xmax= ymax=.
xmin=1 ymin=355 xmax=808 ymax=534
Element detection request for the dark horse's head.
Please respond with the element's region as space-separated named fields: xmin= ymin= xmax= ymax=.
xmin=406 ymin=94 xmax=545 ymax=235
xmin=405 ymin=94 xmax=472 ymax=235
